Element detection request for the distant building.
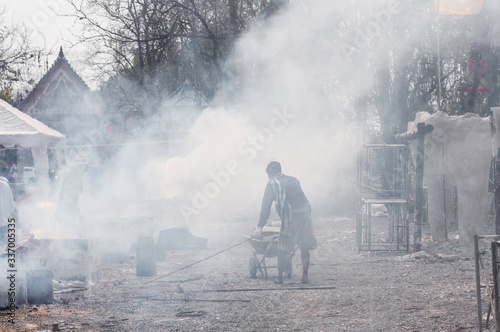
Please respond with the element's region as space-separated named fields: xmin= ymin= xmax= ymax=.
xmin=160 ymin=80 xmax=210 ymax=146
xmin=18 ymin=47 xmax=102 ymax=159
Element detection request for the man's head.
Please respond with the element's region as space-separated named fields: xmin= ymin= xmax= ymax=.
xmin=266 ymin=161 xmax=282 ymax=178
xmin=0 ymin=167 xmax=9 ymax=179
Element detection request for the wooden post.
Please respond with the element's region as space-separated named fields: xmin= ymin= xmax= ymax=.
xmin=492 ymin=241 xmax=500 ymax=332
xmin=475 ymin=235 xmax=483 ymax=332
xmin=495 ymin=148 xmax=500 ymax=235
xmin=414 ymin=123 xmax=425 ymax=252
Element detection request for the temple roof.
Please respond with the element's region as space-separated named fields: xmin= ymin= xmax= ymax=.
xmin=162 ymin=80 xmax=210 ymax=107
xmin=18 ymin=47 xmax=91 ymax=114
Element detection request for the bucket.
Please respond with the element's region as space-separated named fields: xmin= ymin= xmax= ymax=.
xmin=0 ymin=259 xmax=10 ymax=309
xmin=0 ymin=253 xmax=26 ymax=308
xmin=136 ymin=236 xmax=156 ymax=277
xmin=27 ymin=270 xmax=54 ymax=304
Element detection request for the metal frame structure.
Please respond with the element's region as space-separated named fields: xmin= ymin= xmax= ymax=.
xmin=356 ymin=144 xmax=411 ymax=252
xmin=475 ymin=234 xmax=500 ymax=332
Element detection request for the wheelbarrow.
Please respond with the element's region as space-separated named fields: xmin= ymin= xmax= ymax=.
xmin=245 ymin=226 xmax=294 ymax=279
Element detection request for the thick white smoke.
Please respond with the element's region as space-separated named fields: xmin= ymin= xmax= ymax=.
xmin=138 ymin=0 xmax=405 ymax=234
xmin=21 ymin=0 xmax=417 ymax=246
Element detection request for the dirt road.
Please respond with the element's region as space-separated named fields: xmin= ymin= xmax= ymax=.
xmin=0 ymin=215 xmax=485 ymax=331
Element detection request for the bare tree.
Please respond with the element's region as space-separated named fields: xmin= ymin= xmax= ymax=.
xmin=65 ymin=0 xmax=281 ymax=123
xmin=0 ymin=7 xmax=44 ymax=103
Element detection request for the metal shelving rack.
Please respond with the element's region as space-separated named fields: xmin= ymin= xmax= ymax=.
xmin=356 ymin=144 xmax=411 ymax=252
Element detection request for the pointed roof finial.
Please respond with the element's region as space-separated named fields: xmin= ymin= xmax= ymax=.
xmin=58 ymin=47 xmax=64 ymax=59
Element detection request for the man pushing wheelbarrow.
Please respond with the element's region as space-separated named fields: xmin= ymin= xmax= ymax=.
xmin=252 ymin=161 xmax=317 ymax=284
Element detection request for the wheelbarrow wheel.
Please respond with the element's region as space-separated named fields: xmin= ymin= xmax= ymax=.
xmin=249 ymin=257 xmax=258 ymax=278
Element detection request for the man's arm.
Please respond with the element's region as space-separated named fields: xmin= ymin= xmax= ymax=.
xmin=257 ymin=183 xmax=275 ymax=228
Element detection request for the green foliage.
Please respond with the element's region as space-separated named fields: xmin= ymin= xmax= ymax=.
xmin=0 ymin=85 xmax=13 ymax=103
xmin=342 ymin=1 xmax=500 ymax=142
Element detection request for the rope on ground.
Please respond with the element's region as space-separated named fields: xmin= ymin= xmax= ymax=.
xmin=145 ymin=238 xmax=250 ymax=284
xmin=193 ymin=286 xmax=337 ymax=292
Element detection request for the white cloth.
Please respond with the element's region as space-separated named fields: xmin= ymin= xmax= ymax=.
xmin=32 ymin=145 xmax=50 ymax=198
xmin=269 ymin=174 xmax=292 ymax=235
xmin=252 ymin=226 xmax=263 ymax=238
xmin=0 ymin=177 xmax=15 ymax=227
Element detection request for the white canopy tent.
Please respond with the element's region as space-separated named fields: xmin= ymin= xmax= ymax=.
xmin=0 ymin=99 xmax=65 ymax=197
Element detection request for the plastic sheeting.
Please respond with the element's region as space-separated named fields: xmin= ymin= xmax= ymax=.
xmin=0 ymin=99 xmax=64 ymax=148
xmin=407 ymin=111 xmax=490 ymax=243
xmin=0 ymin=176 xmax=15 ymax=228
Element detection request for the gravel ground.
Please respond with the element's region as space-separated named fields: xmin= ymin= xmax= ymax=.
xmin=0 ymin=214 xmax=491 ymax=332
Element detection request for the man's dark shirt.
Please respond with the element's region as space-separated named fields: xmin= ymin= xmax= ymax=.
xmin=258 ymin=174 xmax=311 ymax=228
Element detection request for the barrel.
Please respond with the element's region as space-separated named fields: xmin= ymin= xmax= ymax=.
xmin=26 ymin=270 xmax=53 ymax=304
xmin=136 ymin=236 xmax=157 ymax=277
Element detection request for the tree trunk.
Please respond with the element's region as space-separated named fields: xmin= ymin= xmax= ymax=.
xmin=393 ymin=14 xmax=409 ymax=134
xmin=228 ymin=0 xmax=238 ymax=46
